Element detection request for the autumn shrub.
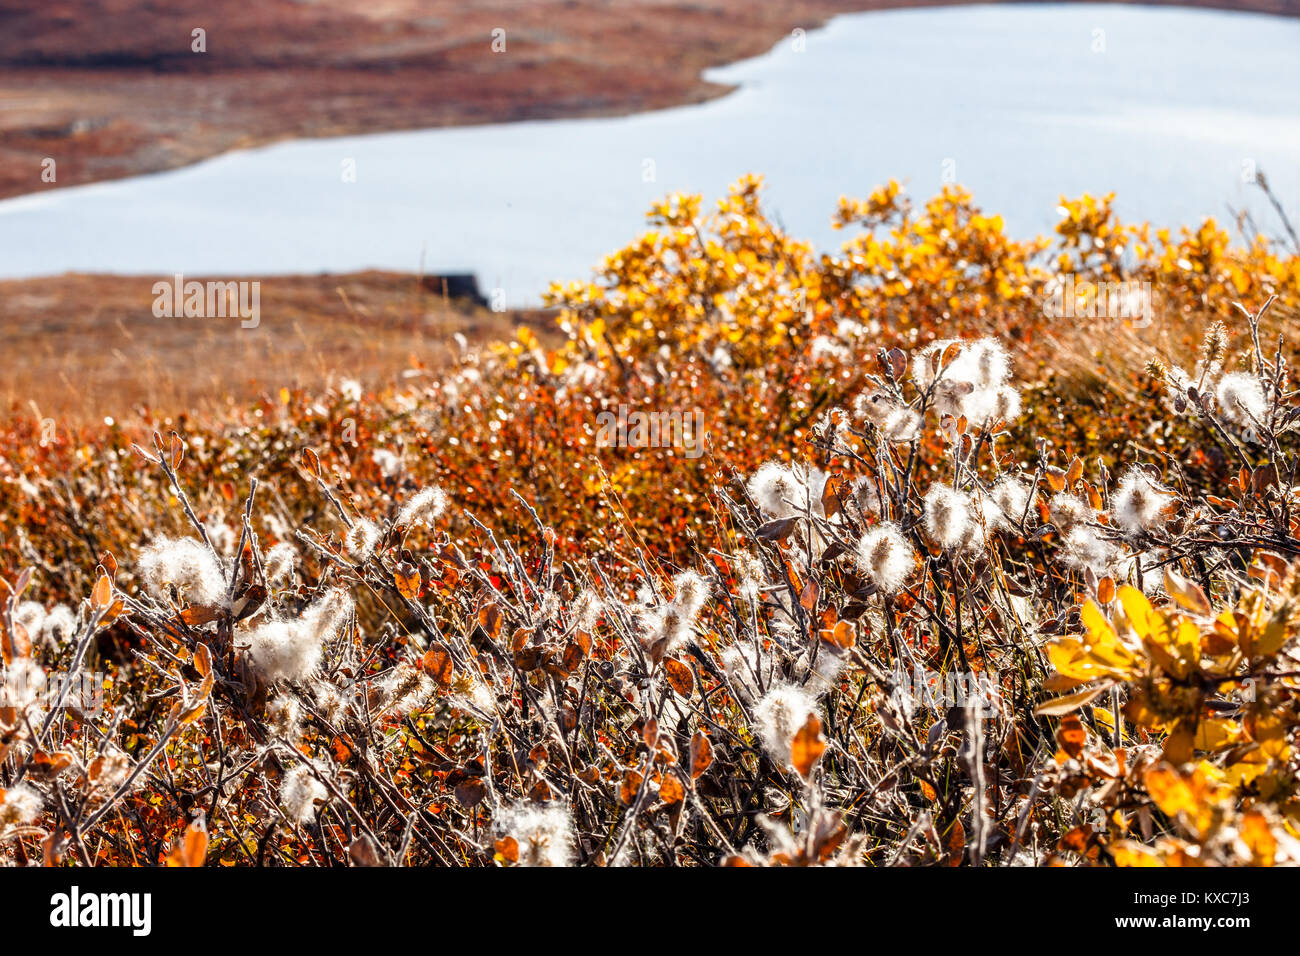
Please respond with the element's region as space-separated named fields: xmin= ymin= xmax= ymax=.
xmin=1 ymin=178 xmax=1300 ymax=866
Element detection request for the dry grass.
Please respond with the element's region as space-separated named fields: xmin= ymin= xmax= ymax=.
xmin=0 ymin=271 xmax=539 ymax=423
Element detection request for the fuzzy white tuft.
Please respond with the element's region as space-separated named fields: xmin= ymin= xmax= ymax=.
xmin=913 ymin=337 xmax=1019 ymax=428
xmin=747 ymin=462 xmax=827 ymax=519
xmin=1049 ymin=492 xmax=1091 ymax=531
xmin=264 ymin=542 xmax=296 ymax=585
xmin=265 ymin=693 xmax=301 ymax=739
xmin=280 ymin=765 xmax=328 ymax=824
xmin=1216 ymin=372 xmax=1267 ymax=426
xmin=571 ymin=588 xmax=604 ymax=632
xmin=0 ymin=657 xmax=45 ymax=711
xmin=496 ymin=802 xmax=576 ymax=866
xmin=1061 ymin=527 xmax=1119 ymax=575
xmin=397 ymin=486 xmax=448 ymax=529
xmin=41 ymin=604 xmax=77 ymax=647
xmin=923 ymin=484 xmax=976 ymax=550
xmin=345 ymin=519 xmax=382 ymax=561
xmin=753 ymin=683 xmax=817 ymax=769
xmin=1111 ymin=467 xmax=1171 ymax=533
xmin=640 ymin=570 xmax=711 ymax=655
xmin=242 ymin=589 xmax=352 ymax=686
xmin=854 ymin=524 xmax=915 ymax=594
xmin=855 ymin=391 xmax=923 ymax=443
xmin=0 ymin=782 xmax=42 ymax=827
xmin=369 ymin=660 xmax=435 ymax=719
xmin=984 ymin=476 xmax=1032 ymax=531
xmin=138 ymin=537 xmax=227 ymax=607
xmin=852 ymin=476 xmax=883 ymax=516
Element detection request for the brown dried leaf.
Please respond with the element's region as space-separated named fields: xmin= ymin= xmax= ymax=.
xmin=790 ymin=714 xmax=826 ymax=779
xmin=1057 ymin=714 xmax=1087 ymax=758
xmin=166 ymin=817 xmax=207 ymax=867
xmin=394 ymin=562 xmax=421 ymax=600
xmin=689 ymin=731 xmax=713 ymax=780
xmin=663 ymin=657 xmax=695 ymax=697
xmin=659 ymin=772 xmax=685 ymax=805
xmin=301 ymin=447 xmax=321 ymax=477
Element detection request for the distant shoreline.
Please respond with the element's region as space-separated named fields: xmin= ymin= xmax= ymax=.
xmin=2 ymin=0 xmax=1296 ymax=202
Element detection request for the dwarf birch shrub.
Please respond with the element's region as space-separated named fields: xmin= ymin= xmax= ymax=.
xmin=1 ymin=180 xmax=1300 ymax=866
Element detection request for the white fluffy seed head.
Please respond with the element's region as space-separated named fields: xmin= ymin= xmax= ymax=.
xmin=985 ymin=476 xmax=1032 ymax=531
xmin=855 ymin=392 xmax=922 ymax=442
xmin=855 ymin=389 xmax=896 ymax=426
xmin=206 ymin=521 xmax=238 ymax=558
xmin=369 ymin=660 xmax=435 ymax=719
xmin=242 ymin=589 xmax=352 ymax=686
xmin=280 ymin=765 xmax=327 ymax=824
xmin=991 ymin=385 xmax=1022 ymax=424
xmin=1061 ymin=526 xmax=1119 ymax=575
xmin=0 ymin=782 xmax=42 ymax=827
xmin=731 ymin=551 xmax=765 ymax=602
xmin=852 ymin=476 xmax=883 ymax=516
xmin=882 ymin=405 xmax=923 ymax=442
xmin=670 ymin=570 xmax=709 ymax=620
xmin=720 ymin=640 xmax=771 ymax=704
xmin=345 ymin=518 xmax=382 ymax=561
xmin=41 ymin=604 xmax=77 ymax=648
xmin=138 ymin=537 xmax=227 ymax=607
xmin=1112 ymin=467 xmax=1171 ymax=533
xmin=496 ymin=802 xmax=576 ymax=867
xmin=1049 ymin=492 xmax=1091 ymax=531
xmin=1216 ymin=372 xmax=1267 ymax=426
xmin=571 ymin=588 xmax=604 ymax=631
xmin=397 ymin=485 xmax=448 ymax=529
xmin=265 ymin=693 xmax=301 ymax=739
xmin=753 ymin=683 xmax=817 ymax=769
xmin=913 ymin=337 xmax=1011 ymax=391
xmin=639 ymin=572 xmax=712 ymax=655
xmin=963 ymin=338 xmax=1012 ymax=389
xmin=13 ymin=601 xmax=44 ymax=641
xmin=854 ymin=523 xmax=915 ymax=594
xmin=913 ymin=338 xmax=1017 ymax=430
xmin=640 ymin=571 xmax=710 ymax=657
xmin=747 ymin=462 xmax=827 ymax=519
xmin=0 ymin=657 xmax=45 ymax=711
xmin=264 ymin=542 xmax=296 ymax=585
xmin=924 ymin=484 xmax=975 ymax=550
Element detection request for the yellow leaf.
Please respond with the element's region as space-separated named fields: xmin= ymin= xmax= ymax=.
xmin=1239 ymin=810 xmax=1276 ymax=866
xmin=1111 ymin=842 xmax=1165 ymax=867
xmin=1118 ymin=585 xmax=1198 ymax=678
xmin=1191 ymin=718 xmax=1239 ymax=753
xmin=1035 ymin=683 xmax=1109 ymax=717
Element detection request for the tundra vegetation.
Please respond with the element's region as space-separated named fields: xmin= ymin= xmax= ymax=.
xmin=2 ymin=176 xmax=1300 ymax=866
